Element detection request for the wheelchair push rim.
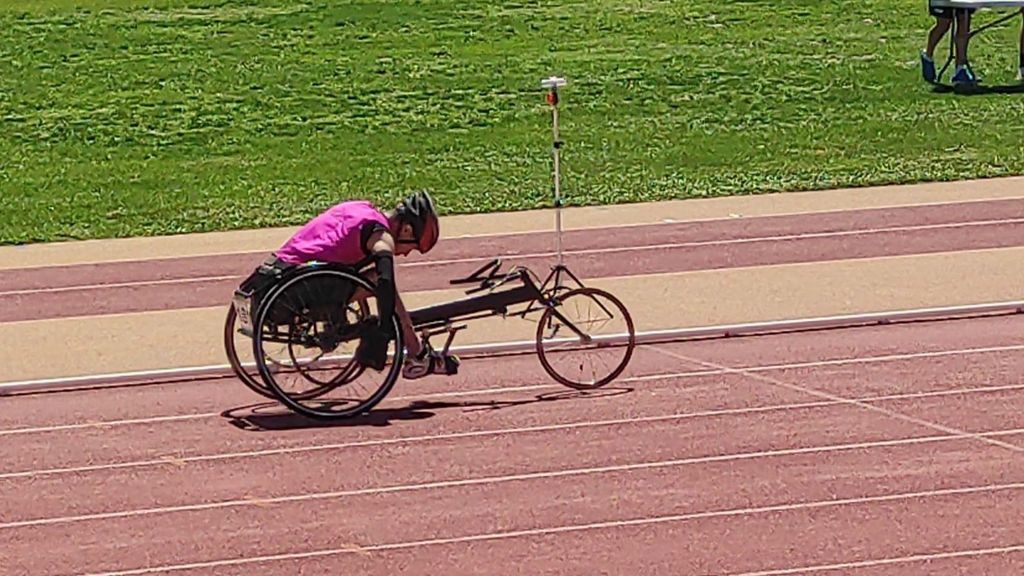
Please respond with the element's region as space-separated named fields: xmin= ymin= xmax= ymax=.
xmin=224 ymin=300 xmax=370 ymax=401
xmin=251 ymin=268 xmax=405 ymax=419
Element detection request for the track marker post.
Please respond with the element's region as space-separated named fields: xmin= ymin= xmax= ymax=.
xmin=538 ymin=75 xmax=585 ymax=295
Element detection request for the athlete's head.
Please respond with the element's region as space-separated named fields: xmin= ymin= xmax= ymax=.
xmin=391 ymin=190 xmax=439 ymax=256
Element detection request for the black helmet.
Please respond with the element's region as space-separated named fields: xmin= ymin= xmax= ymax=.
xmin=395 ymin=190 xmax=439 ymax=253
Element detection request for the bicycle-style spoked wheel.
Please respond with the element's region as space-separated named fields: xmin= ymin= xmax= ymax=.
xmin=252 ymin=268 xmax=405 ymax=419
xmin=535 ymin=287 xmax=636 ymax=389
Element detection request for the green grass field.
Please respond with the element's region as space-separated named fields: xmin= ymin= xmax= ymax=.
xmin=3 ymin=0 xmax=1024 ymax=245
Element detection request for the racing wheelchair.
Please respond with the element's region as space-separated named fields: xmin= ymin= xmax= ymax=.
xmin=224 ymin=257 xmax=636 ymax=420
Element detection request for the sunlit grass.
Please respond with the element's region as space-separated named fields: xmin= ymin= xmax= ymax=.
xmin=3 ymin=0 xmax=1024 ymax=244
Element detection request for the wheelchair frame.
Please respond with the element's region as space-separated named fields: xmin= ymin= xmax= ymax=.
xmin=224 ymin=258 xmax=636 ymax=420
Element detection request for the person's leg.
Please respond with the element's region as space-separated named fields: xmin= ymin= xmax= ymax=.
xmin=1019 ymin=10 xmax=1024 ymax=79
xmin=925 ymin=16 xmax=951 ymax=58
xmin=351 ymin=281 xmax=374 ymax=307
xmin=955 ymin=10 xmax=971 ymax=66
xmin=951 ymin=9 xmax=978 ymax=84
xmin=922 ymin=7 xmax=952 ymax=83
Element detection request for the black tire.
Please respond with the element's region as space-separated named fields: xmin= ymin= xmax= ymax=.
xmin=251 ymin=267 xmax=405 ymax=419
xmin=223 ymin=304 xmax=275 ymax=399
xmin=535 ymin=287 xmax=636 ymax=390
xmin=225 ymin=298 xmax=370 ymax=401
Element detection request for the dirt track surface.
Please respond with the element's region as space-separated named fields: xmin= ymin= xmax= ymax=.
xmin=3 ymin=179 xmax=1024 ymax=575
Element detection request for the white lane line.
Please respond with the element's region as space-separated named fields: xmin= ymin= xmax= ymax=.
xmin=72 ymin=482 xmax=1024 ymax=576
xmin=0 ymin=216 xmax=691 ymax=273
xmin=4 ymin=342 xmax=1023 ymax=437
xmin=0 ymin=383 xmax=557 ymax=437
xmin=719 ymin=544 xmax=1024 ymax=576
xmin=0 ymin=275 xmax=240 ymax=296
xmin=6 ymin=381 xmax=1024 ymax=481
xmin=6 ymin=216 xmax=1024 ymax=296
xmin=402 ymin=216 xmax=1024 ymax=268
xmin=7 ymin=426 xmax=1024 ymax=531
xmin=0 ymin=413 xmax=213 ymax=437
xmin=649 ymin=347 xmax=1024 ymax=454
xmin=8 ymin=193 xmax=1024 ymax=272
xmin=631 ymin=342 xmax=1024 ymax=382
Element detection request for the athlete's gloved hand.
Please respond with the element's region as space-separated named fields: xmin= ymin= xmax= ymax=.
xmin=402 ymin=349 xmax=460 ymax=380
xmin=402 ymin=352 xmax=433 ymax=380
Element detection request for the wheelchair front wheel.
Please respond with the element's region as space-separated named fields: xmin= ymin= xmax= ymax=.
xmin=535 ymin=287 xmax=636 ymax=390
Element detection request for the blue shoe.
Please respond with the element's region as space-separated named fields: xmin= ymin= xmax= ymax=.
xmin=921 ymin=51 xmax=937 ymax=83
xmin=951 ymin=66 xmax=978 ymax=85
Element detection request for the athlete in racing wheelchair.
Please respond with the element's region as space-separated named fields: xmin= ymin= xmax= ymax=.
xmin=237 ymin=191 xmax=459 ymax=380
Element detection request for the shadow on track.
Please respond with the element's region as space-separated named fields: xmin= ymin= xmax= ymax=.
xmin=932 ymin=81 xmax=1024 ymax=96
xmin=220 ymin=386 xmax=634 ymax=432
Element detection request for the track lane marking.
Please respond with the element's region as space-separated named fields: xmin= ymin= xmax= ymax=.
xmin=718 ymin=544 xmax=1024 ymax=575
xmin=9 ymin=193 xmax=1024 ymax=271
xmin=6 ymin=426 xmax=1024 ymax=530
xmin=6 ymin=216 xmax=1024 ymax=296
xmin=648 ymin=347 xmax=1024 ymax=453
xmin=5 ymin=381 xmax=1024 ymax=480
xmin=4 ymin=342 xmax=1023 ymax=437
xmin=67 ymin=482 xmax=1024 ymax=575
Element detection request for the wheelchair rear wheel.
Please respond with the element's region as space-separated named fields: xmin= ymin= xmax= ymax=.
xmin=223 ymin=304 xmax=273 ymax=399
xmin=225 ymin=297 xmax=371 ymax=401
xmin=251 ymin=267 xmax=404 ymax=419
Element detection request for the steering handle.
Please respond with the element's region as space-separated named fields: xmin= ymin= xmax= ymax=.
xmin=449 ymin=258 xmax=503 ymax=285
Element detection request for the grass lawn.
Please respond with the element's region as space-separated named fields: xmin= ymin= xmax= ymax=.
xmin=3 ymin=0 xmax=1024 ymax=245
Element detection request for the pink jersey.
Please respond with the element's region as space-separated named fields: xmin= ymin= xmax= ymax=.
xmin=274 ymin=200 xmax=391 ymax=265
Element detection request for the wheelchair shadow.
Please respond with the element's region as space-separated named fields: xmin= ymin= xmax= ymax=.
xmin=221 ymin=386 xmax=634 ymax=432
xmin=221 ymin=402 xmax=437 ymax=431
xmin=450 ymin=386 xmax=634 ymax=413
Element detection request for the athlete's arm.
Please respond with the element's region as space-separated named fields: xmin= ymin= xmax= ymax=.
xmin=366 ymin=230 xmax=421 ymax=357
xmin=391 ymin=288 xmax=421 ymax=358
xmin=366 ymin=230 xmax=397 ymax=324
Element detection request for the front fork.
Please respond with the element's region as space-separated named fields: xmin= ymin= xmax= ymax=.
xmin=418 ymin=323 xmax=467 ymax=357
xmin=406 ymin=323 xmax=465 ymax=375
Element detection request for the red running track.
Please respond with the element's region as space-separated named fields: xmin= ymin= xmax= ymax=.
xmin=4 ymin=197 xmax=1024 ymax=322
xmin=3 ymin=313 xmax=1024 ymax=575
